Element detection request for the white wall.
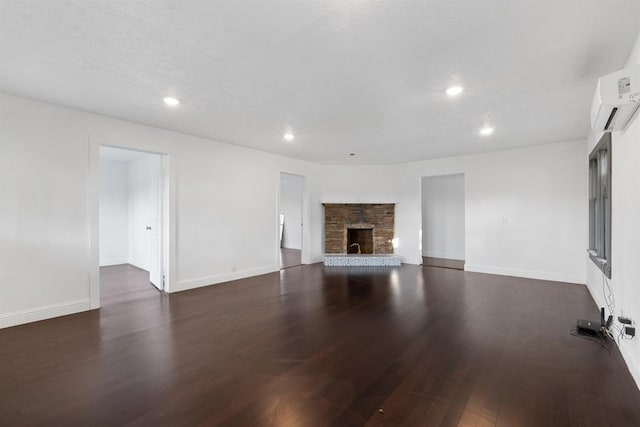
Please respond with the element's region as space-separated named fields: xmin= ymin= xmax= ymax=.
xmin=99 ymin=159 xmax=129 ymax=266
xmin=0 ymin=92 xmax=323 ymax=328
xmin=280 ymin=173 xmax=303 ymax=250
xmin=321 ymin=165 xmax=397 ymax=203
xmin=626 ymin=26 xmax=640 ymax=66
xmin=317 ymin=141 xmax=587 ymax=283
xmin=0 ymin=90 xmax=589 ymax=329
xmin=0 ymin=95 xmax=93 ymax=327
xmin=395 ymin=140 xmax=588 ymax=284
xmin=586 ymin=30 xmax=640 ymax=389
xmin=421 ymin=174 xmax=465 ymax=260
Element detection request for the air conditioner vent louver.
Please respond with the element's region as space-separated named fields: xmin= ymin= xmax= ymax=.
xmin=604 ymin=107 xmax=618 ymax=131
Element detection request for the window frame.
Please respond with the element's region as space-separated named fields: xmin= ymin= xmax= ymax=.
xmin=588 ymin=133 xmax=612 ymax=278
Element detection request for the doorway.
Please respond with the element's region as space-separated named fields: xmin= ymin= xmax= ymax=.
xmin=279 ymin=173 xmax=304 ymax=269
xmin=421 ymin=174 xmax=465 ymax=270
xmin=99 ymin=146 xmax=166 ymax=304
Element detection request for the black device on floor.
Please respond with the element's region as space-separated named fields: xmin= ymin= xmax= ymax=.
xmin=577 ymin=319 xmax=602 ymax=336
xmin=576 ymin=307 xmax=607 ymax=336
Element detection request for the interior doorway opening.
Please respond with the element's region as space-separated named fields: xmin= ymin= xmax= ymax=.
xmin=421 ymin=173 xmax=466 ymax=270
xmin=279 ymin=173 xmax=304 ymax=269
xmin=99 ymin=146 xmax=167 ymax=304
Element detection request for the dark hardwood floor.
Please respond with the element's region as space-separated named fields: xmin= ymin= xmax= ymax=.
xmin=280 ymin=248 xmax=302 ymax=269
xmin=1 ymin=264 xmax=640 ymax=426
xmin=100 ymin=264 xmax=160 ymax=306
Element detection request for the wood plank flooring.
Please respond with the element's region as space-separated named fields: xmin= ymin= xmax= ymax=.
xmin=280 ymin=248 xmax=302 ymax=269
xmin=1 ymin=264 xmax=640 ymax=426
xmin=100 ymin=264 xmax=160 ymax=306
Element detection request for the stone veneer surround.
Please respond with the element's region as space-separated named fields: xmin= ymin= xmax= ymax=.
xmin=323 ymin=203 xmax=395 ymax=254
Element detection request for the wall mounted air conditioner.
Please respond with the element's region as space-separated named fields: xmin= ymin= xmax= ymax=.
xmin=591 ymin=65 xmax=640 ymax=132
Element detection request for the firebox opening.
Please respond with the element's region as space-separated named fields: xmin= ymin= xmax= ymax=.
xmin=347 ymin=228 xmax=374 ymax=254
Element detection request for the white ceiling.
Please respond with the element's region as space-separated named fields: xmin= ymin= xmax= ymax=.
xmin=1 ymin=1 xmax=638 ymax=164
xmin=100 ymin=146 xmax=151 ymax=163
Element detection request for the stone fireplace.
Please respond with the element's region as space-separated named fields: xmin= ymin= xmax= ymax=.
xmin=323 ymin=203 xmax=395 ymax=254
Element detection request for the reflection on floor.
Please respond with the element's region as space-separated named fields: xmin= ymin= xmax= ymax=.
xmin=423 ymin=256 xmax=465 ymax=270
xmin=280 ymin=247 xmax=302 ymax=269
xmin=100 ymin=264 xmax=160 ymax=306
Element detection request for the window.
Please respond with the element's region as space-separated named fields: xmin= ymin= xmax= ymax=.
xmin=588 ymin=133 xmax=612 ymax=278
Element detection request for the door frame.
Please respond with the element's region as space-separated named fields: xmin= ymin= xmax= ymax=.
xmin=88 ymin=135 xmax=176 ymax=309
xmin=276 ymin=172 xmax=310 ymax=267
xmin=148 ymin=154 xmax=165 ymax=290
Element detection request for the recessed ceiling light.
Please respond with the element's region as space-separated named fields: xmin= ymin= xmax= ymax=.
xmin=479 ymin=126 xmax=494 ymax=136
xmin=446 ymin=86 xmax=464 ymax=97
xmin=283 ymin=132 xmax=295 ymax=142
xmin=163 ymin=97 xmax=180 ymax=106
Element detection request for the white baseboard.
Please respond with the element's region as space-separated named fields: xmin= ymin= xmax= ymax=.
xmin=173 ymin=264 xmax=279 ymax=293
xmin=0 ymin=299 xmax=92 ymax=329
xmin=99 ymin=258 xmax=128 ymax=267
xmin=464 ymin=264 xmax=585 ymax=285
